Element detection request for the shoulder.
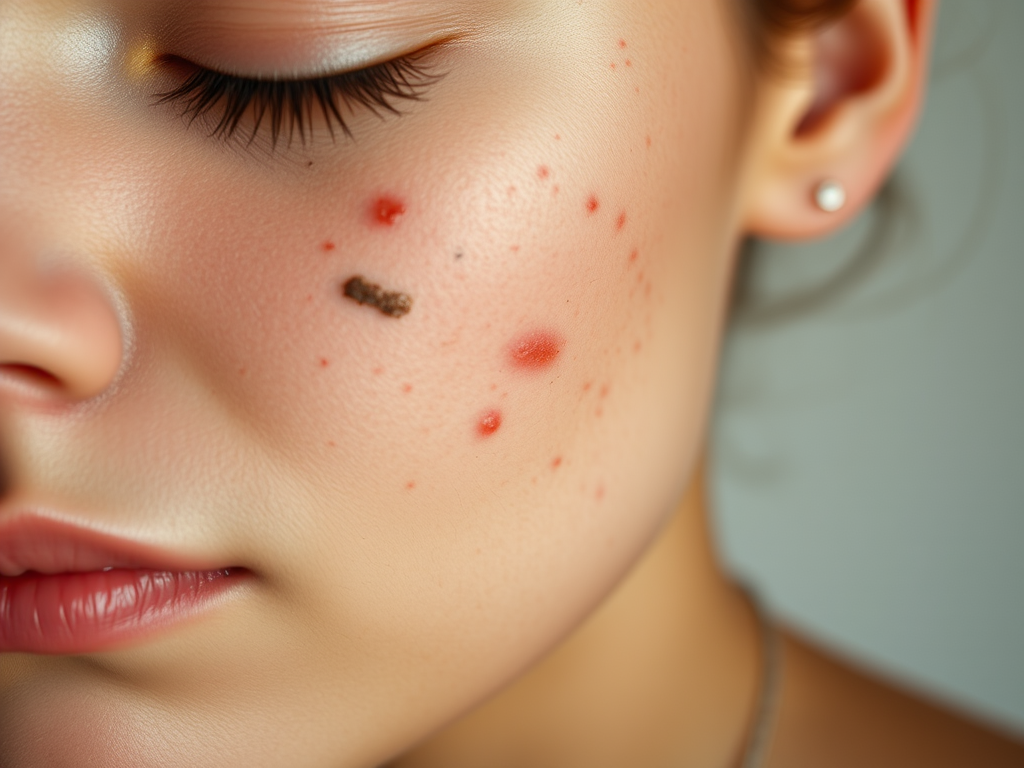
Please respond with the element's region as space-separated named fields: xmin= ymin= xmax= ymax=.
xmin=767 ymin=630 xmax=1024 ymax=768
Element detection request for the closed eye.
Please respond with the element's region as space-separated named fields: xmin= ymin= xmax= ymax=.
xmin=154 ymin=52 xmax=443 ymax=148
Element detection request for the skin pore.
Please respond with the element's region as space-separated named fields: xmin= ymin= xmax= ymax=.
xmin=0 ymin=0 xmax=1022 ymax=766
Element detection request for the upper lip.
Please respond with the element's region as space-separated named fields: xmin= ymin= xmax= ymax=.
xmin=0 ymin=513 xmax=227 ymax=577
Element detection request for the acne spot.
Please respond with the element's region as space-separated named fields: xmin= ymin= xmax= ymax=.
xmin=537 ymin=165 xmax=551 ymax=180
xmin=406 ymin=481 xmax=416 ymax=491
xmin=618 ymin=39 xmax=627 ymax=49
xmin=586 ymin=196 xmax=600 ymax=215
xmin=599 ymin=384 xmax=610 ymax=399
xmin=322 ymin=241 xmax=336 ymax=252
xmin=552 ymin=456 xmax=563 ymax=470
xmin=616 ymin=211 xmax=627 ymax=232
xmin=510 ymin=245 xmax=520 ymax=253
xmin=477 ymin=410 xmax=503 ymax=438
xmin=610 ymin=62 xmax=617 ymax=70
xmin=402 ymin=383 xmax=413 ymax=394
xmin=342 ymin=276 xmax=413 ymax=318
xmin=625 ymin=59 xmax=632 ymax=67
xmin=582 ymin=381 xmax=593 ymax=392
xmin=319 ymin=358 xmax=330 ymax=368
xmin=645 ymin=135 xmax=652 ymax=149
xmin=555 ymin=133 xmax=562 ymax=141
xmin=628 ymin=248 xmax=639 ymax=266
xmin=372 ymin=196 xmax=407 ymax=227
xmin=508 ymin=331 xmax=564 ymax=370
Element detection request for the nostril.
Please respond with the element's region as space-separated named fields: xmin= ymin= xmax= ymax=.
xmin=0 ymin=363 xmax=63 ymax=394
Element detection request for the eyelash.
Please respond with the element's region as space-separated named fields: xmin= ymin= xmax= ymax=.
xmin=155 ymin=53 xmax=441 ymax=148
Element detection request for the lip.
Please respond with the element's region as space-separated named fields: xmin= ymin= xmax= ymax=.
xmin=0 ymin=514 xmax=248 ymax=655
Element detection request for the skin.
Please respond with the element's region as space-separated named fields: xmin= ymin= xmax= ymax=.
xmin=0 ymin=0 xmax=1021 ymax=766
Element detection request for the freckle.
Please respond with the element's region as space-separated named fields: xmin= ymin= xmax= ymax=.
xmin=537 ymin=165 xmax=550 ymax=180
xmin=402 ymin=383 xmax=413 ymax=394
xmin=586 ymin=196 xmax=600 ymax=214
xmin=322 ymin=241 xmax=336 ymax=252
xmin=509 ymin=331 xmax=564 ymax=370
xmin=616 ymin=211 xmax=627 ymax=231
xmin=319 ymin=358 xmax=330 ymax=368
xmin=552 ymin=456 xmax=563 ymax=470
xmin=372 ymin=196 xmax=407 ymax=227
xmin=477 ymin=409 xmax=503 ymax=438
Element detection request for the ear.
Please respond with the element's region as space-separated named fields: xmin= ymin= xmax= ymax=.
xmin=742 ymin=0 xmax=937 ymax=240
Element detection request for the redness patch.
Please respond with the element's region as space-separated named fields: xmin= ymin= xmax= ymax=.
xmin=319 ymin=358 xmax=330 ymax=368
xmin=372 ymin=196 xmax=407 ymax=227
xmin=508 ymin=331 xmax=564 ymax=370
xmin=477 ymin=410 xmax=503 ymax=438
xmin=322 ymin=241 xmax=336 ymax=252
xmin=406 ymin=481 xmax=416 ymax=490
xmin=342 ymin=276 xmax=413 ymax=318
xmin=586 ymin=196 xmax=600 ymax=215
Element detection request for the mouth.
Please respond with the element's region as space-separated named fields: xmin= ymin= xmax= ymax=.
xmin=0 ymin=514 xmax=249 ymax=655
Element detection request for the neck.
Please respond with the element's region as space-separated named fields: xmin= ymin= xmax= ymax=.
xmin=393 ymin=465 xmax=763 ymax=768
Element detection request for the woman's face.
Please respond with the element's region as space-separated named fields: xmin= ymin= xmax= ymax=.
xmin=1 ymin=0 xmax=757 ymax=764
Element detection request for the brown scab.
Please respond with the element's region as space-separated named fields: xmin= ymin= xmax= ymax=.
xmin=342 ymin=276 xmax=413 ymax=318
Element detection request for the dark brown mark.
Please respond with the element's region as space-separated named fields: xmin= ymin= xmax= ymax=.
xmin=342 ymin=276 xmax=413 ymax=318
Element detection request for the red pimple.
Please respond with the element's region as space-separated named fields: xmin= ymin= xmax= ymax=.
xmin=406 ymin=481 xmax=416 ymax=490
xmin=552 ymin=456 xmax=563 ymax=470
xmin=582 ymin=381 xmax=593 ymax=392
xmin=322 ymin=241 xmax=336 ymax=252
xmin=616 ymin=211 xmax=627 ymax=231
xmin=625 ymin=59 xmax=632 ymax=67
xmin=537 ymin=165 xmax=551 ymax=180
xmin=618 ymin=39 xmax=627 ymax=49
xmin=402 ymin=383 xmax=413 ymax=394
xmin=586 ymin=196 xmax=600 ymax=214
xmin=509 ymin=331 xmax=564 ymax=370
xmin=610 ymin=62 xmax=617 ymax=70
xmin=319 ymin=358 xmax=330 ymax=368
xmin=628 ymin=248 xmax=639 ymax=265
xmin=373 ymin=196 xmax=407 ymax=227
xmin=477 ymin=410 xmax=503 ymax=438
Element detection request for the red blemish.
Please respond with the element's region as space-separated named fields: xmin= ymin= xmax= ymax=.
xmin=628 ymin=248 xmax=639 ymax=265
xmin=477 ymin=410 xmax=503 ymax=438
xmin=616 ymin=211 xmax=627 ymax=231
xmin=319 ymin=358 xmax=330 ymax=368
xmin=582 ymin=381 xmax=593 ymax=392
xmin=537 ymin=165 xmax=550 ymax=180
xmin=509 ymin=331 xmax=564 ymax=370
xmin=586 ymin=196 xmax=600 ymax=214
xmin=599 ymin=384 xmax=610 ymax=399
xmin=406 ymin=481 xmax=416 ymax=490
xmin=402 ymin=383 xmax=413 ymax=394
xmin=610 ymin=62 xmax=617 ymax=70
xmin=618 ymin=39 xmax=627 ymax=49
xmin=510 ymin=244 xmax=520 ymax=253
xmin=555 ymin=133 xmax=562 ymax=141
xmin=373 ymin=196 xmax=407 ymax=227
xmin=552 ymin=456 xmax=563 ymax=470
xmin=322 ymin=241 xmax=336 ymax=252
xmin=625 ymin=59 xmax=632 ymax=67
xmin=645 ymin=135 xmax=652 ymax=148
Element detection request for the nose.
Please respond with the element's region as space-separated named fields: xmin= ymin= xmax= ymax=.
xmin=0 ymin=248 xmax=124 ymax=404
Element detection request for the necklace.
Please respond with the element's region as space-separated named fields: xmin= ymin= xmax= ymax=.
xmin=739 ymin=593 xmax=784 ymax=768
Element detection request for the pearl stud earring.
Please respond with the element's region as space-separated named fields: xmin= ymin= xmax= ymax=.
xmin=814 ymin=179 xmax=847 ymax=213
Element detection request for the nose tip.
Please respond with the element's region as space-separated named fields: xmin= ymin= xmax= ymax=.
xmin=0 ymin=263 xmax=124 ymax=404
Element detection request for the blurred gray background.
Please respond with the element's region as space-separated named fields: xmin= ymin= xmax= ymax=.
xmin=712 ymin=0 xmax=1024 ymax=738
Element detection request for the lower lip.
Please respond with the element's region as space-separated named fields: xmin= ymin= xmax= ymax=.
xmin=0 ymin=568 xmax=247 ymax=655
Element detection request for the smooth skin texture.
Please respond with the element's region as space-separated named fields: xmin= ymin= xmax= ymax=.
xmin=0 ymin=0 xmax=1021 ymax=766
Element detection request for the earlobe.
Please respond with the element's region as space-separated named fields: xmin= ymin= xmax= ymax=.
xmin=743 ymin=0 xmax=936 ymax=241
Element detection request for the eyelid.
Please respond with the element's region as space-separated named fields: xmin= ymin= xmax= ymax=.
xmin=154 ymin=46 xmax=445 ymax=149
